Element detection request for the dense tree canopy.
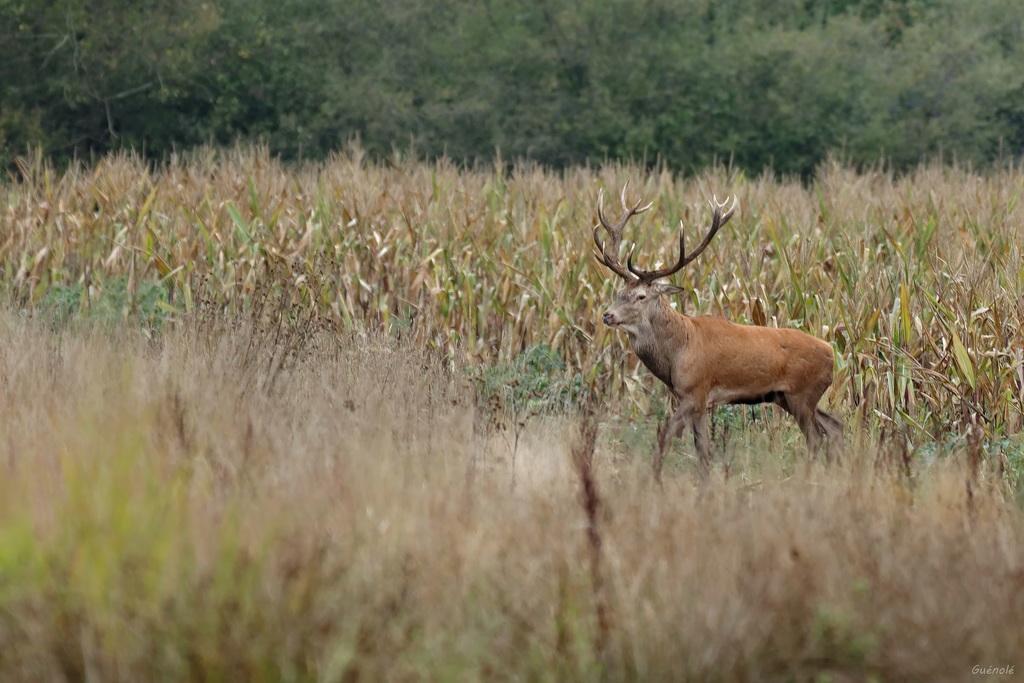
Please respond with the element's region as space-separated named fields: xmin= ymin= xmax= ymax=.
xmin=2 ymin=0 xmax=1023 ymax=175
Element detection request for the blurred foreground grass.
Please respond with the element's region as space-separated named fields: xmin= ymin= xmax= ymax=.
xmin=0 ymin=314 xmax=1022 ymax=680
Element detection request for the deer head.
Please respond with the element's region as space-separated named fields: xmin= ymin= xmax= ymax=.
xmin=593 ymin=183 xmax=737 ymax=332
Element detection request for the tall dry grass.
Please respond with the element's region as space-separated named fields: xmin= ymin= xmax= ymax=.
xmin=2 ymin=149 xmax=1024 ymax=680
xmin=0 ymin=313 xmax=1020 ymax=681
xmin=3 ymin=147 xmax=1023 ymax=439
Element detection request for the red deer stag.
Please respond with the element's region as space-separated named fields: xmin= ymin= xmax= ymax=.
xmin=593 ymin=184 xmax=842 ymax=479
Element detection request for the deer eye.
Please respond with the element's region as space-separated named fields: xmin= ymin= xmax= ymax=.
xmin=636 ymin=293 xmax=647 ymax=301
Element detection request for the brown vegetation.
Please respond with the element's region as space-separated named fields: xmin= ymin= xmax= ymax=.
xmin=1 ymin=149 xmax=1023 ymax=680
xmin=0 ymin=315 xmax=1020 ymax=680
xmin=3 ymin=148 xmax=1023 ymax=437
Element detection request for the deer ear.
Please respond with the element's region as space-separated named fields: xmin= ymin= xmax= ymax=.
xmin=653 ymin=283 xmax=686 ymax=297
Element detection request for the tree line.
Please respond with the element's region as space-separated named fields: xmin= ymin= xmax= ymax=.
xmin=2 ymin=0 xmax=1023 ymax=175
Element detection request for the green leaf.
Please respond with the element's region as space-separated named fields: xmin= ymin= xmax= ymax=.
xmin=899 ymin=282 xmax=912 ymax=346
xmin=226 ymin=202 xmax=252 ymax=244
xmin=951 ymin=330 xmax=975 ymax=391
xmin=134 ymin=186 xmax=159 ymax=229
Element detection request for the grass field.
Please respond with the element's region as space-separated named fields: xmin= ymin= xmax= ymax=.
xmin=1 ymin=149 xmax=1023 ymax=680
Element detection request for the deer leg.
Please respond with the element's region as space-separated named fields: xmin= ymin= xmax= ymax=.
xmin=652 ymin=406 xmax=692 ymax=483
xmin=691 ymin=410 xmax=712 ymax=478
xmin=815 ymin=409 xmax=844 ymax=461
xmin=655 ymin=396 xmax=679 ymax=454
xmin=797 ymin=408 xmax=824 ymax=457
xmin=783 ymin=391 xmax=827 ymax=460
xmin=656 ymin=416 xmax=672 ymax=454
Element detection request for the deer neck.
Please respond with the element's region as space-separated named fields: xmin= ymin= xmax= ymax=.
xmin=626 ymin=300 xmax=691 ymax=388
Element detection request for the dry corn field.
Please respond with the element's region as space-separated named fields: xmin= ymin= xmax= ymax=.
xmin=1 ymin=148 xmax=1024 ymax=681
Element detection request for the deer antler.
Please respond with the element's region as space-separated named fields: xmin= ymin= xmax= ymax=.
xmin=627 ymin=194 xmax=738 ymax=283
xmin=592 ymin=181 xmax=653 ymax=281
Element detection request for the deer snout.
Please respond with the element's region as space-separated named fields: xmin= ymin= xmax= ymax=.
xmin=602 ymin=311 xmax=617 ymax=326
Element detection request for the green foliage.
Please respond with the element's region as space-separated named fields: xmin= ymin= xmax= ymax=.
xmin=2 ymin=0 xmax=1023 ymax=175
xmin=40 ymin=277 xmax=170 ymax=328
xmin=0 ymin=0 xmax=216 ymax=162
xmin=989 ymin=436 xmax=1024 ymax=498
xmin=475 ymin=345 xmax=587 ymax=420
xmin=810 ymin=604 xmax=879 ymax=671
